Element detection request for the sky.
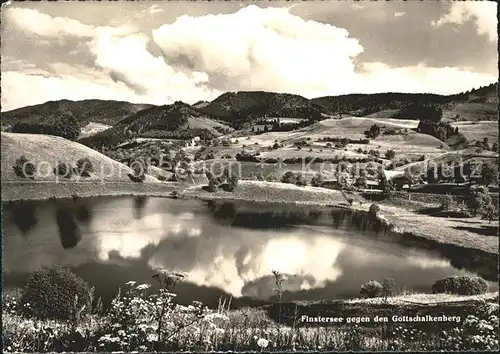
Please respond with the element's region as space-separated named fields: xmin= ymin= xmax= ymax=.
xmin=1 ymin=0 xmax=498 ymax=111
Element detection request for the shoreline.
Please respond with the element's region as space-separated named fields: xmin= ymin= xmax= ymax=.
xmin=2 ymin=180 xmax=498 ymax=258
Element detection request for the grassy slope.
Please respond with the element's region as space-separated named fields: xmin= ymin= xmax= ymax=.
xmin=206 ymin=117 xmax=448 ymax=163
xmin=182 ymin=180 xmax=362 ymax=205
xmin=0 ymin=132 xmax=181 ymax=200
xmin=450 ymin=121 xmax=498 ymax=143
xmin=1 ymin=99 xmax=153 ymax=126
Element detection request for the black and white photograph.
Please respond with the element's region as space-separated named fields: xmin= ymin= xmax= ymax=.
xmin=1 ymin=0 xmax=499 ymax=352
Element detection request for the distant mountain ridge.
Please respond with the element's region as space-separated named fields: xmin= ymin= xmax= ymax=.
xmin=1 ymin=99 xmax=154 ymax=127
xmin=78 ymin=101 xmax=233 ymax=148
xmin=2 ymin=82 xmax=497 ymax=147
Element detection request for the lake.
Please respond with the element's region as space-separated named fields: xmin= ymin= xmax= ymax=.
xmin=2 ymin=196 xmax=497 ymax=308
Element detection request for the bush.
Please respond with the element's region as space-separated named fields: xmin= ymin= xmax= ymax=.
xmin=467 ymin=186 xmax=492 ymax=216
xmin=281 ymin=171 xmax=297 ymax=184
xmin=206 ymin=171 xmax=218 ymax=192
xmin=295 ymin=174 xmax=307 ymax=187
xmin=368 ymin=203 xmax=381 ymax=218
xmin=381 ymin=277 xmax=397 ymax=298
xmin=385 ymin=149 xmax=396 ymax=159
xmin=20 ymin=266 xmax=92 ymax=320
xmin=75 ymin=157 xmax=94 ymax=177
xmin=226 ymin=172 xmax=239 ymax=192
xmin=360 ymin=280 xmax=383 ymax=298
xmin=256 ymin=172 xmax=265 ymax=181
xmin=53 ymin=161 xmax=73 ymax=179
xmin=440 ymin=194 xmax=456 ymax=211
xmin=431 ymin=275 xmax=489 ymax=295
xmin=128 ymin=158 xmax=148 ymax=182
xmin=13 ymin=155 xmax=37 ymax=180
xmin=266 ymin=172 xmax=278 ymax=182
xmin=310 ymin=173 xmax=324 ymax=187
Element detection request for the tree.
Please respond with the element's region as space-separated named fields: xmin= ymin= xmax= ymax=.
xmin=354 ymin=170 xmax=368 ymax=190
xmin=482 ymin=137 xmax=490 ymax=150
xmin=379 ymin=175 xmax=394 ymax=197
xmin=281 ymin=171 xmax=297 ymax=184
xmin=492 ymin=141 xmax=499 ymax=153
xmin=13 ymin=155 xmax=37 ymax=180
xmin=75 ymin=157 xmax=94 ymax=177
xmin=295 ymin=173 xmax=307 ymax=187
xmin=364 ymin=124 xmax=381 ymax=139
xmin=381 ymin=277 xmax=397 ymax=300
xmin=256 ymin=172 xmax=265 ymax=181
xmin=385 ymin=149 xmax=396 ymax=160
xmin=206 ymin=171 xmax=218 ymax=192
xmin=427 ymin=165 xmax=437 ymax=183
xmin=266 ymin=172 xmax=278 ymax=182
xmin=55 ymin=114 xmax=80 ymax=141
xmin=467 ymin=186 xmax=492 ymax=216
xmin=223 ymin=167 xmax=239 ymax=191
xmin=310 ymin=173 xmax=324 ymax=187
xmin=479 ymin=164 xmax=498 ymax=186
xmin=403 ymin=169 xmax=414 ymax=188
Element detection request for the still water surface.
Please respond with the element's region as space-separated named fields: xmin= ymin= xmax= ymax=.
xmin=2 ymin=196 xmax=496 ymax=307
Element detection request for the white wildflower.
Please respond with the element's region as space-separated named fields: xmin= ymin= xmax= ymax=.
xmin=257 ymin=338 xmax=269 ymax=348
xmin=125 ymin=281 xmax=137 ymax=286
xmin=136 ymin=284 xmax=151 ymax=290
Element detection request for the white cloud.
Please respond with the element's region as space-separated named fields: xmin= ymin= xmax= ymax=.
xmin=2 ymin=5 xmax=497 ymax=111
xmin=148 ymin=4 xmax=164 ymax=14
xmin=394 ymin=12 xmax=406 ymax=17
xmin=432 ymin=2 xmax=498 ymax=42
xmin=4 ymin=7 xmax=136 ymax=38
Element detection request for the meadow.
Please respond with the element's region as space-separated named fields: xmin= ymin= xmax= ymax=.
xmin=2 ymin=267 xmax=499 ymax=353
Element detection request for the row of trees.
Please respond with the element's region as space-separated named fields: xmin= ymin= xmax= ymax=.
xmin=426 ymin=162 xmax=498 ymax=186
xmin=11 ymin=114 xmax=80 ymax=141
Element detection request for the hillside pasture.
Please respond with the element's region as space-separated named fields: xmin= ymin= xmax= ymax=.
xmin=450 ymin=121 xmax=498 ymax=143
xmin=1 ymin=132 xmax=160 ymax=183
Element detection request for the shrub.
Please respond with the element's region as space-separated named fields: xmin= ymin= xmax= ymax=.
xmin=364 ymin=124 xmax=381 ymax=139
xmin=256 ymin=172 xmax=265 ymax=181
xmin=368 ymin=203 xmax=381 ymax=218
xmin=360 ymin=280 xmax=384 ymax=298
xmin=431 ymin=275 xmax=489 ymax=295
xmin=310 ymin=173 xmax=324 ymax=187
xmin=441 ymin=194 xmax=456 ymax=211
xmin=467 ymin=186 xmax=492 ymax=215
xmin=20 ymin=266 xmax=92 ymax=320
xmin=481 ymin=202 xmax=497 ymax=223
xmin=75 ymin=157 xmax=94 ymax=177
xmin=206 ymin=171 xmax=218 ymax=192
xmin=381 ymin=277 xmax=397 ymax=299
xmin=130 ymin=157 xmax=149 ymax=182
xmin=281 ymin=171 xmax=297 ymax=184
xmin=13 ymin=155 xmax=37 ymax=180
xmin=354 ymin=175 xmax=368 ymax=190
xmin=266 ymin=172 xmax=278 ymax=182
xmin=53 ymin=161 xmax=73 ymax=178
xmin=295 ymin=173 xmax=307 ymax=187
xmin=385 ymin=149 xmax=396 ymax=160
xmin=226 ymin=172 xmax=239 ymax=192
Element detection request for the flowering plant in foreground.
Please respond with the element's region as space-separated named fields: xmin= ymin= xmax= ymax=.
xmin=3 ymin=269 xmax=499 ymax=352
xmin=96 ymin=280 xmax=229 ymax=352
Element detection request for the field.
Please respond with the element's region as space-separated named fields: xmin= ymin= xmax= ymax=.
xmin=1 ymin=133 xmax=161 ymax=183
xmin=450 ymin=121 xmax=498 ymax=143
xmin=3 ymin=277 xmax=498 ymax=352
